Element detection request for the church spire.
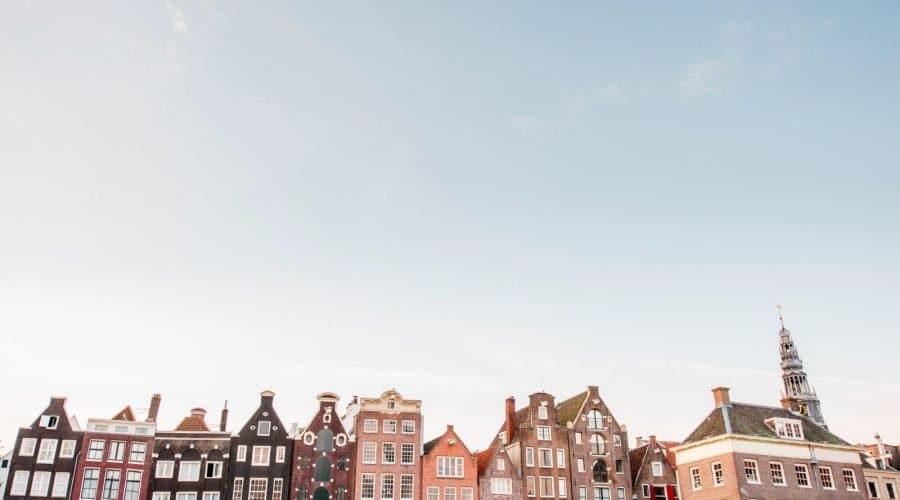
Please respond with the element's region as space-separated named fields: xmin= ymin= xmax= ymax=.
xmin=777 ymin=305 xmax=827 ymax=428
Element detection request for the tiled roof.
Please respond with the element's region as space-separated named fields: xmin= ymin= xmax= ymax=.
xmin=174 ymin=415 xmax=210 ymax=432
xmin=477 ymin=444 xmax=497 ymax=476
xmin=111 ymin=406 xmax=136 ymax=421
xmin=629 ymin=444 xmax=648 ymax=485
xmin=423 ymin=436 xmax=441 ymax=455
xmin=555 ymin=392 xmax=587 ymax=426
xmin=683 ymin=402 xmax=850 ymax=446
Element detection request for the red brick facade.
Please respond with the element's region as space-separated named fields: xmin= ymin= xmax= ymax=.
xmin=291 ymin=393 xmax=355 ymax=500
xmin=421 ymin=426 xmax=477 ymax=500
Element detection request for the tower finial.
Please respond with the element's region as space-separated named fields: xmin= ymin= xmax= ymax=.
xmin=776 ymin=304 xmax=784 ymax=329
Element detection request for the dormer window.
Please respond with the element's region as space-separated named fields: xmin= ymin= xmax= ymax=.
xmin=40 ymin=415 xmax=59 ymax=429
xmin=257 ymin=420 xmax=271 ymax=436
xmin=387 ymin=401 xmax=396 ymax=410
xmin=587 ymin=410 xmax=603 ymax=430
xmin=767 ymin=418 xmax=804 ymax=440
xmin=538 ymin=405 xmax=548 ymax=420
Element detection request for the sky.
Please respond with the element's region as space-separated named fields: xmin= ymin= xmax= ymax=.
xmin=1 ymin=2 xmax=899 ymax=454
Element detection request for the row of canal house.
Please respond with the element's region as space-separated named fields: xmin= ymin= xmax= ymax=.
xmin=2 ymin=321 xmax=889 ymax=500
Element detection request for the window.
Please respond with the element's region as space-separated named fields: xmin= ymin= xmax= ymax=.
xmin=690 ymin=467 xmax=701 ymax=490
xmin=19 ymin=437 xmax=37 ymax=456
xmin=587 ymin=411 xmax=603 ymax=430
xmin=870 ymin=481 xmax=881 ymax=498
xmin=153 ymin=493 xmax=172 ymax=500
xmin=652 ymin=462 xmax=663 ymax=477
xmin=497 ymin=458 xmax=506 ymax=471
xmin=843 ymin=469 xmax=859 ymax=491
xmin=361 ymin=475 xmax=375 ymax=500
xmin=557 ymin=479 xmax=567 ymax=498
xmin=233 ymin=478 xmax=244 ymax=500
xmin=795 ymin=464 xmax=810 ymax=488
xmin=38 ymin=439 xmax=59 ymax=464
xmin=156 ymin=460 xmax=175 ymax=478
xmin=712 ymin=462 xmax=724 ymax=486
xmin=236 ymin=445 xmax=247 ymax=462
xmin=769 ymin=462 xmax=785 ymax=486
xmin=460 ymin=487 xmax=473 ymax=500
xmin=87 ymin=440 xmax=105 ymax=461
xmin=52 ymin=472 xmax=71 ymax=497
xmin=384 ymin=420 xmax=397 ymax=434
xmin=819 ymin=466 xmax=834 ymax=489
xmin=31 ymin=471 xmax=52 ymax=496
xmin=129 ymin=442 xmax=147 ymax=463
xmin=203 ymin=494 xmax=221 ymax=500
xmin=364 ymin=420 xmax=378 ymax=433
xmin=577 ymin=459 xmax=585 ymax=473
xmin=177 ymin=493 xmax=197 ymax=500
xmin=382 ymin=475 xmax=395 ymax=500
xmin=61 ymin=439 xmax=77 ymax=458
xmin=40 ymin=415 xmax=60 ymax=429
xmin=252 ymin=446 xmax=271 ymax=466
xmin=248 ymin=479 xmax=267 ymax=500
xmin=12 ymin=471 xmax=30 ymax=496
xmin=179 ymin=461 xmax=201 ymax=481
xmin=575 ymin=433 xmax=582 ymax=445
xmin=316 ymin=429 xmax=334 ymax=452
xmin=537 ymin=427 xmax=551 ymax=441
xmin=276 ymin=446 xmax=286 ymax=463
xmin=743 ymin=460 xmax=759 ymax=483
xmin=538 ymin=449 xmax=553 ymax=468
xmin=767 ymin=418 xmax=804 ymax=440
xmin=124 ymin=471 xmax=141 ymax=500
xmin=589 ymin=435 xmax=605 ymax=455
xmin=526 ymin=448 xmax=535 ymax=467
xmin=315 ymin=456 xmax=332 ymax=482
xmin=651 ymin=487 xmax=665 ymax=500
xmin=387 ymin=401 xmax=396 ymax=410
xmin=401 ymin=420 xmax=415 ymax=434
xmin=337 ymin=487 xmax=347 ymax=500
xmin=616 ymin=488 xmax=624 ymax=500
xmin=206 ymin=462 xmax=223 ymax=478
xmin=109 ymin=441 xmax=126 ymax=461
xmin=593 ymin=461 xmax=609 ymax=483
xmin=102 ymin=470 xmax=121 ymax=500
xmin=613 ymin=435 xmax=621 ymax=447
xmin=614 ymin=460 xmax=623 ymax=474
xmin=592 ymin=487 xmax=610 ymax=500
xmin=383 ymin=443 xmax=396 ymax=464
xmin=257 ymin=421 xmax=271 ymax=436
xmin=491 ymin=479 xmax=512 ymax=494
xmin=557 ymin=449 xmax=566 ymax=469
xmin=362 ymin=442 xmax=377 ymax=464
xmin=437 ymin=456 xmax=464 ymax=478
xmin=578 ymin=486 xmax=587 ymax=500
xmin=401 ymin=443 xmax=415 ymax=465
xmin=527 ymin=476 xmax=536 ymax=497
xmin=641 ymin=485 xmax=650 ymax=497
xmin=538 ymin=406 xmax=548 ymax=420
xmin=539 ymin=477 xmax=554 ymax=498
xmin=427 ymin=487 xmax=440 ymax=500
xmin=400 ymin=475 xmax=414 ymax=500
xmin=273 ymin=479 xmax=283 ymax=500
xmin=443 ymin=487 xmax=455 ymax=500
xmin=887 ymin=482 xmax=897 ymax=500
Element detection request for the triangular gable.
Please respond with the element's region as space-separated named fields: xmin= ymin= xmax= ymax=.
xmin=111 ymin=406 xmax=136 ymax=421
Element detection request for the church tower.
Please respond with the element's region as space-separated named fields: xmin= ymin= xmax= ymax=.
xmin=777 ymin=306 xmax=827 ymax=428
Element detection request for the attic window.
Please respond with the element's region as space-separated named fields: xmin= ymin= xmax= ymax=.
xmin=387 ymin=401 xmax=396 ymax=410
xmin=538 ymin=405 xmax=548 ymax=420
xmin=40 ymin=415 xmax=59 ymax=429
xmin=767 ymin=418 xmax=804 ymax=440
xmin=258 ymin=421 xmax=271 ymax=436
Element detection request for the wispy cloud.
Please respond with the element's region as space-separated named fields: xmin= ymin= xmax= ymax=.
xmin=678 ymin=58 xmax=734 ymax=97
xmin=511 ymin=115 xmax=539 ymax=131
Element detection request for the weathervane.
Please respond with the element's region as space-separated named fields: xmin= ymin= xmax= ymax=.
xmin=776 ymin=304 xmax=785 ymax=329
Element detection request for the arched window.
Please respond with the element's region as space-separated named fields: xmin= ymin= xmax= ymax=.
xmin=593 ymin=460 xmax=609 ymax=483
xmin=298 ymin=487 xmax=307 ymax=500
xmin=316 ymin=429 xmax=334 ymax=452
xmin=589 ymin=434 xmax=605 ymax=455
xmin=315 ymin=456 xmax=332 ymax=482
xmin=587 ymin=410 xmax=603 ymax=429
xmin=313 ymin=488 xmax=329 ymax=500
xmin=336 ymin=488 xmax=347 ymax=500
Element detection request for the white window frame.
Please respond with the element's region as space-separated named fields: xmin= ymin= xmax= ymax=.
xmin=37 ymin=439 xmax=59 ymax=464
xmin=538 ymin=448 xmax=553 ymax=468
xmin=275 ymin=446 xmax=286 ymax=464
xmin=400 ymin=475 xmax=414 ymax=500
xmin=384 ymin=420 xmax=397 ymax=434
xmin=108 ymin=441 xmax=126 ymax=462
xmin=538 ymin=476 xmax=554 ymax=498
xmin=526 ymin=476 xmax=536 ymax=498
xmin=525 ymin=447 xmax=535 ymax=467
xmin=690 ymin=467 xmax=701 ymax=491
xmin=156 ymin=460 xmax=175 ymax=478
xmin=558 ymin=478 xmax=567 ymax=498
xmin=205 ymin=461 xmax=223 ymax=479
xmin=12 ymin=470 xmax=30 ymax=496
xmin=400 ymin=443 xmax=415 ymax=465
xmin=712 ymin=462 xmax=724 ymax=486
xmin=129 ymin=442 xmax=147 ymax=464
xmin=362 ymin=442 xmax=377 ymax=464
xmin=557 ymin=449 xmax=566 ymax=469
xmin=427 ymin=486 xmax=439 ymax=500
xmin=769 ymin=461 xmax=785 ymax=486
xmin=490 ymin=479 xmax=512 ymax=495
xmin=819 ymin=466 xmax=834 ymax=490
xmin=651 ymin=461 xmax=663 ymax=478
xmin=496 ymin=458 xmax=506 ymax=471
xmin=179 ymin=461 xmax=201 ymax=482
xmin=251 ymin=446 xmax=271 ymax=466
xmin=236 ymin=445 xmax=247 ymax=462
xmin=536 ymin=426 xmax=551 ymax=441
xmin=436 ymin=456 xmax=464 ymax=478
xmin=153 ymin=493 xmax=172 ymax=500
xmin=641 ymin=484 xmax=650 ymax=498
xmin=233 ymin=478 xmax=244 ymax=500
xmin=60 ymin=439 xmax=77 ymax=458
xmin=443 ymin=487 xmax=455 ymax=500
xmin=575 ymin=433 xmax=582 ymax=445
xmin=401 ymin=420 xmax=415 ymax=434
xmin=40 ymin=415 xmax=60 ymax=429
xmin=257 ymin=421 xmax=271 ymax=437
xmin=203 ymin=493 xmax=221 ymax=500
xmin=273 ymin=478 xmax=283 ymax=500
xmin=795 ymin=464 xmax=810 ymax=488
xmin=538 ymin=406 xmax=548 ymax=420
xmin=382 ymin=442 xmax=396 ymax=465
xmin=843 ymin=469 xmax=859 ymax=491
xmin=31 ymin=470 xmax=52 ymax=497
xmin=20 ymin=438 xmax=37 ymax=457
xmin=577 ymin=458 xmax=585 ymax=473
xmin=363 ymin=419 xmax=378 ymax=433
xmin=360 ymin=474 xmax=375 ymax=500
xmin=247 ymin=478 xmax=267 ymax=500
xmin=382 ymin=474 xmax=395 ymax=500
xmin=52 ymin=472 xmax=71 ymax=498
xmin=176 ymin=493 xmax=198 ymax=500
xmin=743 ymin=459 xmax=760 ymax=484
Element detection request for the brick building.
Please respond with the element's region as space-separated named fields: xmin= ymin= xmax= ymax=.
xmin=860 ymin=435 xmax=900 ymax=499
xmin=3 ymin=397 xmax=83 ymax=500
xmin=555 ymin=387 xmax=632 ymax=500
xmin=672 ymin=387 xmax=866 ymax=500
xmin=228 ymin=391 xmax=293 ymax=500
xmin=72 ymin=405 xmax=156 ymax=500
xmin=1 ymin=450 xmax=13 ymax=500
xmin=476 ymin=437 xmax=522 ymax=500
xmin=351 ymin=389 xmax=422 ymax=500
xmin=292 ymin=393 xmax=355 ymax=500
xmin=421 ymin=425 xmax=477 ymax=500
xmin=628 ymin=436 xmax=679 ymax=500
xmin=150 ymin=404 xmax=231 ymax=500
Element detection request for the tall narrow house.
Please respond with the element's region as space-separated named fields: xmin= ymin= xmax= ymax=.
xmin=777 ymin=308 xmax=826 ymax=428
xmin=3 ymin=397 xmax=83 ymax=500
xmin=228 ymin=391 xmax=293 ymax=500
xmin=476 ymin=436 xmax=522 ymax=500
xmin=351 ymin=389 xmax=423 ymax=500
xmin=421 ymin=425 xmax=478 ymax=500
xmin=71 ymin=402 xmax=156 ymax=500
xmin=292 ymin=393 xmax=356 ymax=500
xmin=150 ymin=403 xmax=231 ymax=500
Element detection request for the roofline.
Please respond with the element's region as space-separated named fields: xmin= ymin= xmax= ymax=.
xmin=671 ymin=433 xmax=865 ymax=455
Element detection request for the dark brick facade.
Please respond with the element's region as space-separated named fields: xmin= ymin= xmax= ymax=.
xmin=477 ymin=437 xmax=522 ymax=500
xmin=291 ymin=393 xmax=355 ymax=500
xmin=228 ymin=391 xmax=293 ymax=500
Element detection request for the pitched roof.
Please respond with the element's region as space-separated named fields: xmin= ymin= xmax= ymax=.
xmin=683 ymin=402 xmax=849 ymax=446
xmin=174 ymin=415 xmax=210 ymax=432
xmin=423 ymin=436 xmax=441 ymax=455
xmin=111 ymin=406 xmax=136 ymax=421
xmin=629 ymin=444 xmax=648 ymax=485
xmin=555 ymin=392 xmax=587 ymax=425
xmin=477 ymin=444 xmax=497 ymax=476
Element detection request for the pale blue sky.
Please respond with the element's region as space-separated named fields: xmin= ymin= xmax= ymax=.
xmin=1 ymin=2 xmax=899 ymax=453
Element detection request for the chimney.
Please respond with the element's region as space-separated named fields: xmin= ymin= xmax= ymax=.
xmin=147 ymin=394 xmax=161 ymax=423
xmin=191 ymin=407 xmax=207 ymax=421
xmin=261 ymin=390 xmax=275 ymax=404
xmin=876 ymin=433 xmax=887 ymax=457
xmin=712 ymin=387 xmax=731 ymax=408
xmin=504 ymin=396 xmax=516 ymax=443
xmin=220 ymin=401 xmax=229 ymax=432
xmin=649 ymin=435 xmax=657 ymax=448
